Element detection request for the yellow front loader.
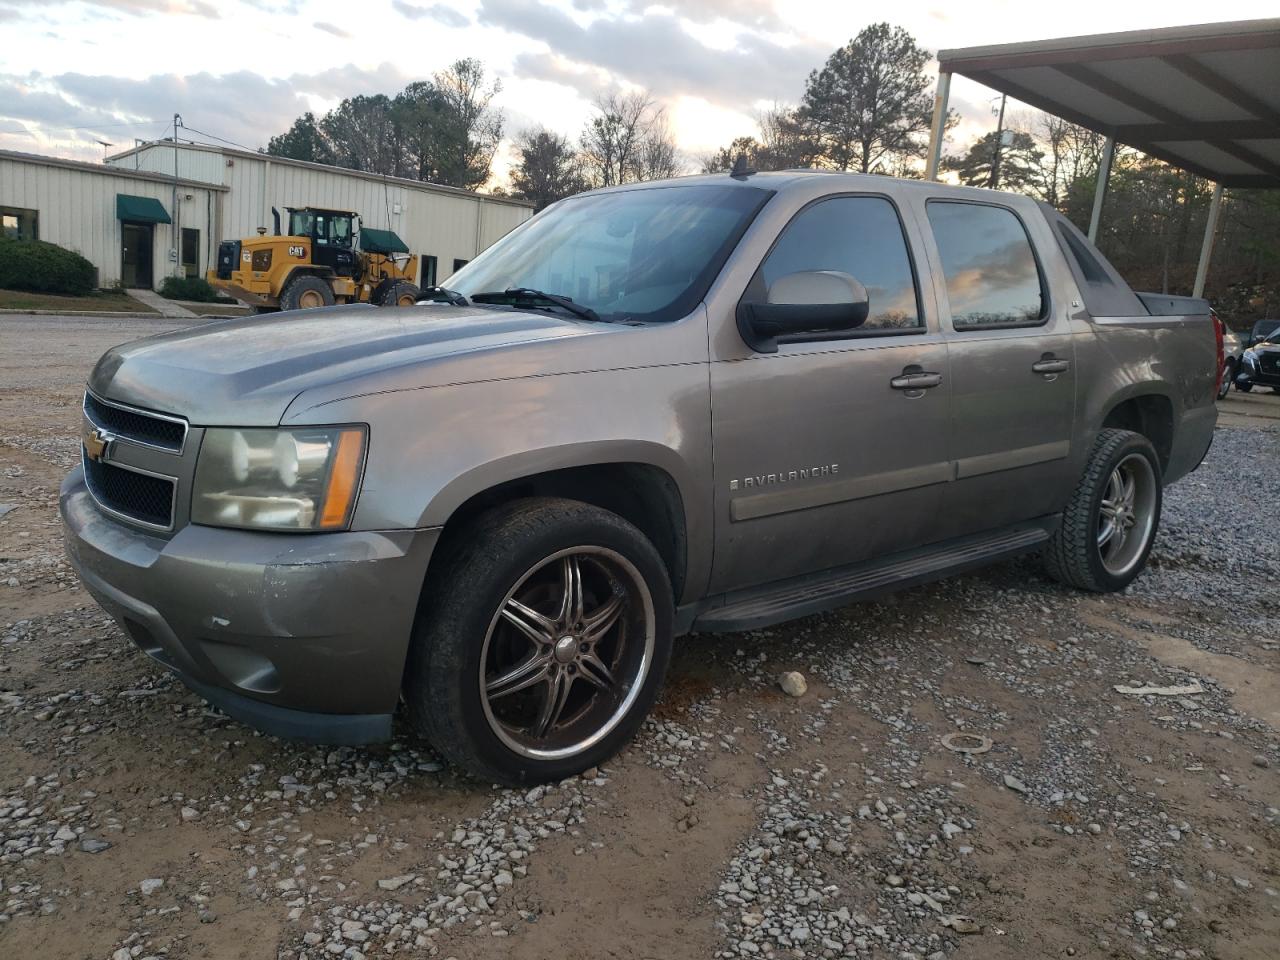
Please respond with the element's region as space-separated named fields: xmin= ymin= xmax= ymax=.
xmin=208 ymin=207 xmax=422 ymax=312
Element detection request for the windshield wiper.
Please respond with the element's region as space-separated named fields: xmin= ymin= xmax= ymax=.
xmin=420 ymin=285 xmax=470 ymax=305
xmin=470 ymin=288 xmax=603 ymax=323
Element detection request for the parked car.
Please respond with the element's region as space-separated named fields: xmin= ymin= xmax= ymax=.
xmin=1236 ymin=320 xmax=1280 ymax=393
xmin=1215 ymin=310 xmax=1242 ymax=400
xmin=61 ymin=172 xmax=1218 ymax=784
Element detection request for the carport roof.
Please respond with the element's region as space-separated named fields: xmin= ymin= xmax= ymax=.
xmin=937 ymin=18 xmax=1280 ymax=188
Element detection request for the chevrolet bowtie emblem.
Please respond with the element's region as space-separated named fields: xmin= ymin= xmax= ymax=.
xmin=83 ymin=426 xmax=112 ymax=462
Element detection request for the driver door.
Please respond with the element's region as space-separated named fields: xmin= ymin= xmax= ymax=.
xmin=708 ymin=194 xmax=953 ymax=594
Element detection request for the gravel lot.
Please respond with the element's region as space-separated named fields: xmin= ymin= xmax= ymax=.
xmin=1 ymin=315 xmax=1278 ymax=960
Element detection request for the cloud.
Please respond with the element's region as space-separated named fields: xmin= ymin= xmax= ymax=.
xmin=314 ymin=21 xmax=352 ymax=38
xmin=479 ymin=0 xmax=823 ymax=112
xmin=1 ymin=0 xmax=219 ymax=16
xmin=391 ymin=0 xmax=469 ymax=27
xmin=0 ymin=64 xmax=413 ymax=159
xmin=0 ymin=6 xmax=22 ymax=21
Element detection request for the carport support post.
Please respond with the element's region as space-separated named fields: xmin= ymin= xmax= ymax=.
xmin=924 ymin=71 xmax=951 ymax=182
xmin=1087 ymin=134 xmax=1115 ymax=243
xmin=1193 ymin=182 xmax=1224 ymax=300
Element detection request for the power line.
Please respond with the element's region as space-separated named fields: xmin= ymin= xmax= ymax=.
xmin=176 ymin=122 xmax=256 ymax=153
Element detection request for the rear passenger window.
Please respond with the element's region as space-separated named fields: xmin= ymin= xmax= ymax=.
xmin=926 ymin=201 xmax=1045 ymax=328
xmin=759 ymin=196 xmax=921 ymax=331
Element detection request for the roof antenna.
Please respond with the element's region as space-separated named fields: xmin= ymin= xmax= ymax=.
xmin=730 ymin=153 xmax=756 ymax=180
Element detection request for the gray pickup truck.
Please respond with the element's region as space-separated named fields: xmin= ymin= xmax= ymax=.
xmin=61 ymin=171 xmax=1218 ymax=784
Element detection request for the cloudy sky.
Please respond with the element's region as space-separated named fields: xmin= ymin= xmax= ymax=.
xmin=1 ymin=0 xmax=1275 ymax=185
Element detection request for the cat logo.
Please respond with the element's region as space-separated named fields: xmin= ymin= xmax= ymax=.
xmin=288 ymin=245 xmax=306 ymax=257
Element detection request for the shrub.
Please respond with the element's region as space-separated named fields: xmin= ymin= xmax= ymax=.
xmin=159 ymin=275 xmax=223 ymax=302
xmin=0 ymin=237 xmax=97 ymax=295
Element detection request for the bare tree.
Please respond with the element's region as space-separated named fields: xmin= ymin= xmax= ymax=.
xmin=580 ymin=92 xmax=682 ymax=187
xmin=1031 ymin=114 xmax=1104 ymax=208
xmin=702 ymin=105 xmax=821 ymax=173
xmin=430 ymin=58 xmax=504 ymax=189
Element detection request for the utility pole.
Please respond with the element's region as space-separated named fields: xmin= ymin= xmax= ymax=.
xmin=172 ymin=113 xmax=182 ymax=280
xmin=988 ymin=94 xmax=1007 ymax=189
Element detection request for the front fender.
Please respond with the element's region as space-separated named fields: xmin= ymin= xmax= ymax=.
xmin=292 ymin=363 xmax=716 ymax=600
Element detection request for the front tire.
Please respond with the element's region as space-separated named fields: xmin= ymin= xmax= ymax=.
xmin=405 ymin=498 xmax=674 ymax=785
xmin=383 ymin=281 xmax=420 ymax=307
xmin=280 ymin=275 xmax=335 ymax=311
xmin=1044 ymin=429 xmax=1162 ymax=593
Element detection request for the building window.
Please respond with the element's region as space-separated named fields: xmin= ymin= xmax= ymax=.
xmin=420 ymin=255 xmax=438 ymax=288
xmin=452 ymin=258 xmax=469 ymax=273
xmin=1 ymin=206 xmax=39 ymax=241
xmin=181 ymin=228 xmax=200 ymax=278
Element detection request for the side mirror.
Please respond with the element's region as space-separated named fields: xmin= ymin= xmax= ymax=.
xmin=737 ymin=270 xmax=870 ymax=354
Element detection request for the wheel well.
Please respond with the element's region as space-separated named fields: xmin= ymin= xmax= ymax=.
xmin=430 ymin=463 xmax=688 ymax=600
xmin=1102 ymin=395 xmax=1174 ymax=471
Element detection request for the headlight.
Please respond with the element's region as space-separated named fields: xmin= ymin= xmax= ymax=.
xmin=192 ymin=426 xmax=366 ymax=531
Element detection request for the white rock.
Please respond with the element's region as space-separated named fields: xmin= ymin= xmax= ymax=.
xmin=139 ymin=878 xmax=164 ymax=896
xmin=778 ymin=672 xmax=808 ymax=697
xmin=378 ymin=875 xmax=416 ymax=892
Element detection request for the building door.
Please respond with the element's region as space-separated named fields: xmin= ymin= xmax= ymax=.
xmin=121 ymin=223 xmax=154 ymax=289
xmin=420 ymin=255 xmax=438 ymax=288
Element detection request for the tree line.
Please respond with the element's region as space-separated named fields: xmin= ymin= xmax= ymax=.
xmin=264 ymin=26 xmax=1278 ymax=313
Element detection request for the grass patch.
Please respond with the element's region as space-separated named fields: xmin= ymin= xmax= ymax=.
xmin=0 ymin=288 xmax=156 ymax=313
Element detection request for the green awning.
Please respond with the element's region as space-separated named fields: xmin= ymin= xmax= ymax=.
xmin=116 ymin=194 xmax=171 ymax=224
xmin=359 ymin=227 xmax=409 ymax=255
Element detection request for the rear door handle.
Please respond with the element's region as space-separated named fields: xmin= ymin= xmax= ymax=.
xmin=890 ymin=372 xmax=943 ymax=390
xmin=1032 ymin=358 xmax=1070 ymax=375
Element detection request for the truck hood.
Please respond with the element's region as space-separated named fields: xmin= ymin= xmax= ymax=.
xmin=89 ymin=303 xmax=634 ymax=426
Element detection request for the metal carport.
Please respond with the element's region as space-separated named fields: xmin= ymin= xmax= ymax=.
xmin=925 ymin=18 xmax=1280 ymax=297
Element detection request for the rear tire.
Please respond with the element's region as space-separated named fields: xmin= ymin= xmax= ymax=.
xmin=1044 ymin=429 xmax=1162 ymax=593
xmin=280 ymin=275 xmax=335 ymax=311
xmin=1217 ymin=359 xmax=1235 ymax=400
xmin=1237 ymin=380 xmax=1253 ymax=393
xmin=383 ymin=281 xmax=421 ymax=307
xmin=405 ymin=498 xmax=674 ymax=785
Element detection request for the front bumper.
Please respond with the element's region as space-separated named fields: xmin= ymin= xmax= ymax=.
xmin=1237 ymin=351 xmax=1280 ymax=388
xmin=60 ymin=466 xmax=439 ymax=744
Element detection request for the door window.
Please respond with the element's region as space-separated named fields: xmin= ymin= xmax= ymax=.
xmin=754 ymin=196 xmax=921 ymax=331
xmin=926 ymin=201 xmax=1045 ymax=328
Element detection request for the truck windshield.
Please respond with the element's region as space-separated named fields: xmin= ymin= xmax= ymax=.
xmin=448 ymin=184 xmax=772 ymax=323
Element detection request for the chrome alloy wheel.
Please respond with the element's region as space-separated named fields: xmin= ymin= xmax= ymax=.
xmin=1097 ymin=453 xmax=1158 ymax=576
xmin=479 ymin=547 xmax=655 ymax=760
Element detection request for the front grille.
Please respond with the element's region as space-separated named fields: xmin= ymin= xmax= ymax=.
xmin=1260 ymin=353 xmax=1280 ymax=375
xmin=216 ymin=240 xmax=241 ymax=280
xmin=83 ymin=454 xmax=175 ymax=529
xmin=84 ymin=393 xmax=185 ymax=451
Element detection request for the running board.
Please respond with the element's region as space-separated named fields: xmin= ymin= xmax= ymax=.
xmin=690 ymin=522 xmax=1052 ymax=633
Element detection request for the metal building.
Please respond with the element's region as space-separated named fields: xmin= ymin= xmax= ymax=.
xmin=1 ymin=141 xmax=533 ymax=292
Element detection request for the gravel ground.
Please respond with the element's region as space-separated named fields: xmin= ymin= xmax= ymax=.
xmin=1 ymin=315 xmax=1277 ymax=960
